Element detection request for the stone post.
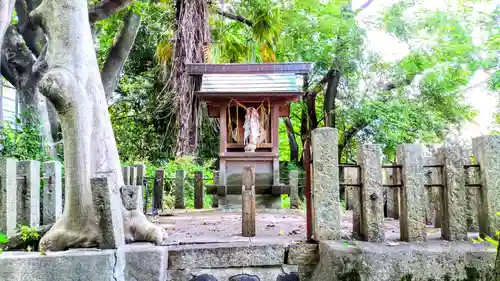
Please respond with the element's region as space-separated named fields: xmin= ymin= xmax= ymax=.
xmin=311 ymin=127 xmax=340 ymax=240
xmin=472 ymin=135 xmax=500 ymax=238
xmin=153 ymin=169 xmax=164 ymax=214
xmin=91 ymin=176 xmax=125 ymax=249
xmin=423 ymin=156 xmax=441 ymax=226
xmin=194 ymin=171 xmax=204 ymax=209
xmin=357 ymin=144 xmax=385 ymax=242
xmin=347 ymin=165 xmax=362 ymax=239
xmin=129 ymin=167 xmax=137 ymax=188
xmin=464 ymin=150 xmax=480 ymax=232
xmin=17 ymin=160 xmax=41 ymax=227
xmin=439 ymin=146 xmax=468 ymax=240
xmin=175 ymin=170 xmax=185 ymax=209
xmin=0 ymin=158 xmax=17 ymax=236
xmin=397 ymin=144 xmax=426 ymax=242
xmin=289 ymin=170 xmax=299 ymax=209
xmin=387 ymin=161 xmax=400 ymax=219
xmin=134 ymin=164 xmax=146 ymax=213
xmin=345 ymin=167 xmax=358 ymax=212
xmin=212 ymin=172 xmax=219 ymax=208
xmin=42 ymin=161 xmax=62 ymax=225
xmin=122 ymin=166 xmax=131 ymax=185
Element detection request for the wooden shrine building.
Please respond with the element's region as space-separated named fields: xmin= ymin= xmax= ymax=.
xmin=187 ymin=63 xmax=312 ymax=209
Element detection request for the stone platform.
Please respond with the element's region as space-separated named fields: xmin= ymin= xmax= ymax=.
xmin=0 ymin=209 xmax=497 ymax=281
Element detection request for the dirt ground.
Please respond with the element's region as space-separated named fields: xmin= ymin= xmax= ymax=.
xmin=153 ymin=208 xmax=467 ymax=245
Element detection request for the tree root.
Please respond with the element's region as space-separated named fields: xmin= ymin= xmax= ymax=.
xmin=123 ymin=209 xmax=168 ymax=245
xmin=39 ymin=216 xmax=101 ymax=252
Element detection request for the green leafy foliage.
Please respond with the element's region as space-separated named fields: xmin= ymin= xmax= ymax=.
xmin=0 ymin=112 xmax=51 ymax=161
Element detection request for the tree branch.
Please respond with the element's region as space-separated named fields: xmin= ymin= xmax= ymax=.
xmin=88 ymin=0 xmax=137 ymax=23
xmin=101 ymin=11 xmax=141 ymax=101
xmin=0 ymin=56 xmax=18 ymax=86
xmin=355 ymin=0 xmax=375 ymax=14
xmin=214 ymin=7 xmax=253 ymax=27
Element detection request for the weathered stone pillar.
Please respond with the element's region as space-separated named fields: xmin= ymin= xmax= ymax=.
xmin=344 ymin=167 xmax=358 ymax=212
xmin=175 ymin=170 xmax=185 ymax=209
xmin=134 ymin=164 xmax=146 ymax=213
xmin=17 ymin=160 xmax=41 ymax=227
xmin=464 ymin=149 xmax=480 ymax=232
xmin=91 ymin=176 xmax=125 ymax=249
xmin=311 ymin=127 xmax=340 ymax=240
xmin=472 ymin=135 xmax=500 ymax=238
xmin=386 ymin=162 xmax=400 ymax=219
xmin=346 ymin=166 xmax=362 ymax=239
xmin=289 ymin=170 xmax=299 ymax=209
xmin=129 ymin=167 xmax=137 ymax=188
xmin=0 ymin=158 xmax=17 ymax=236
xmin=42 ymin=161 xmax=62 ymax=225
xmin=423 ymin=156 xmax=441 ymax=227
xmin=122 ymin=166 xmax=131 ymax=185
xmin=439 ymin=146 xmax=468 ymax=240
xmin=357 ymin=144 xmax=385 ymax=242
xmin=397 ymin=144 xmax=426 ymax=242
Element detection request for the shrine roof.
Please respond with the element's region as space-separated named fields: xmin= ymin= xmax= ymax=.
xmin=200 ymin=73 xmax=301 ymax=93
xmin=186 ymin=62 xmax=312 ymax=75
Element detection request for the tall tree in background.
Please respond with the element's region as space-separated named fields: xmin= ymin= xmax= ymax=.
xmin=167 ymin=0 xmax=210 ymax=157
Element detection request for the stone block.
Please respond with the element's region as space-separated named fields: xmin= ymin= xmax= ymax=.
xmin=42 ymin=161 xmax=63 ymax=225
xmin=286 ymin=243 xmax=319 ymax=265
xmin=439 ymin=146 xmax=468 ymax=240
xmin=356 ymin=144 xmax=385 ymax=242
xmin=289 ymin=170 xmax=299 ymax=209
xmin=168 ymin=266 xmax=297 ymax=281
xmin=311 ymin=127 xmax=340 ymax=240
xmin=0 ymin=158 xmax=17 ymax=236
xmin=310 ymin=240 xmax=496 ymax=281
xmin=116 ymin=243 xmax=168 ymax=281
xmin=91 ymin=176 xmax=125 ymax=249
xmin=16 ymin=160 xmax=41 ymax=227
xmin=396 ymin=144 xmax=426 ymax=242
xmin=0 ymin=249 xmax=115 ymax=281
xmin=168 ymin=242 xmax=285 ymax=269
xmin=472 ymin=135 xmax=500 ymax=238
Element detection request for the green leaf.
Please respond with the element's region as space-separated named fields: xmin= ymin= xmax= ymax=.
xmin=0 ymin=232 xmax=8 ymax=244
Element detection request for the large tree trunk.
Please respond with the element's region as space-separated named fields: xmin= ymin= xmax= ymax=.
xmin=30 ymin=0 xmax=166 ymax=251
xmin=2 ymin=26 xmax=59 ymax=159
xmin=323 ymin=69 xmax=341 ymax=128
xmin=283 ymin=117 xmax=298 ymax=162
xmin=170 ymin=0 xmax=210 ymax=157
xmin=0 ymin=0 xmax=15 ymax=101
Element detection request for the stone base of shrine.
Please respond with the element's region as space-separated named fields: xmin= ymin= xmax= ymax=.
xmin=217 ymin=194 xmax=282 ymax=209
xmin=0 ymin=239 xmax=496 ymax=281
xmin=310 ymin=240 xmax=496 ymax=281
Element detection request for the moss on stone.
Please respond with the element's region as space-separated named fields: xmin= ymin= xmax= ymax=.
xmin=401 ymin=274 xmax=413 ymax=281
xmin=337 ymin=266 xmax=361 ymax=281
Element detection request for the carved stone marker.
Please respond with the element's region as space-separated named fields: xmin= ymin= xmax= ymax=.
xmin=357 ymin=144 xmax=385 ymax=242
xmin=311 ymin=127 xmax=340 ymax=240
xmin=397 ymin=144 xmax=426 ymax=242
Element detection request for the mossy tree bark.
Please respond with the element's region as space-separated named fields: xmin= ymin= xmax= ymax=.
xmin=26 ymin=0 xmax=166 ymax=251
